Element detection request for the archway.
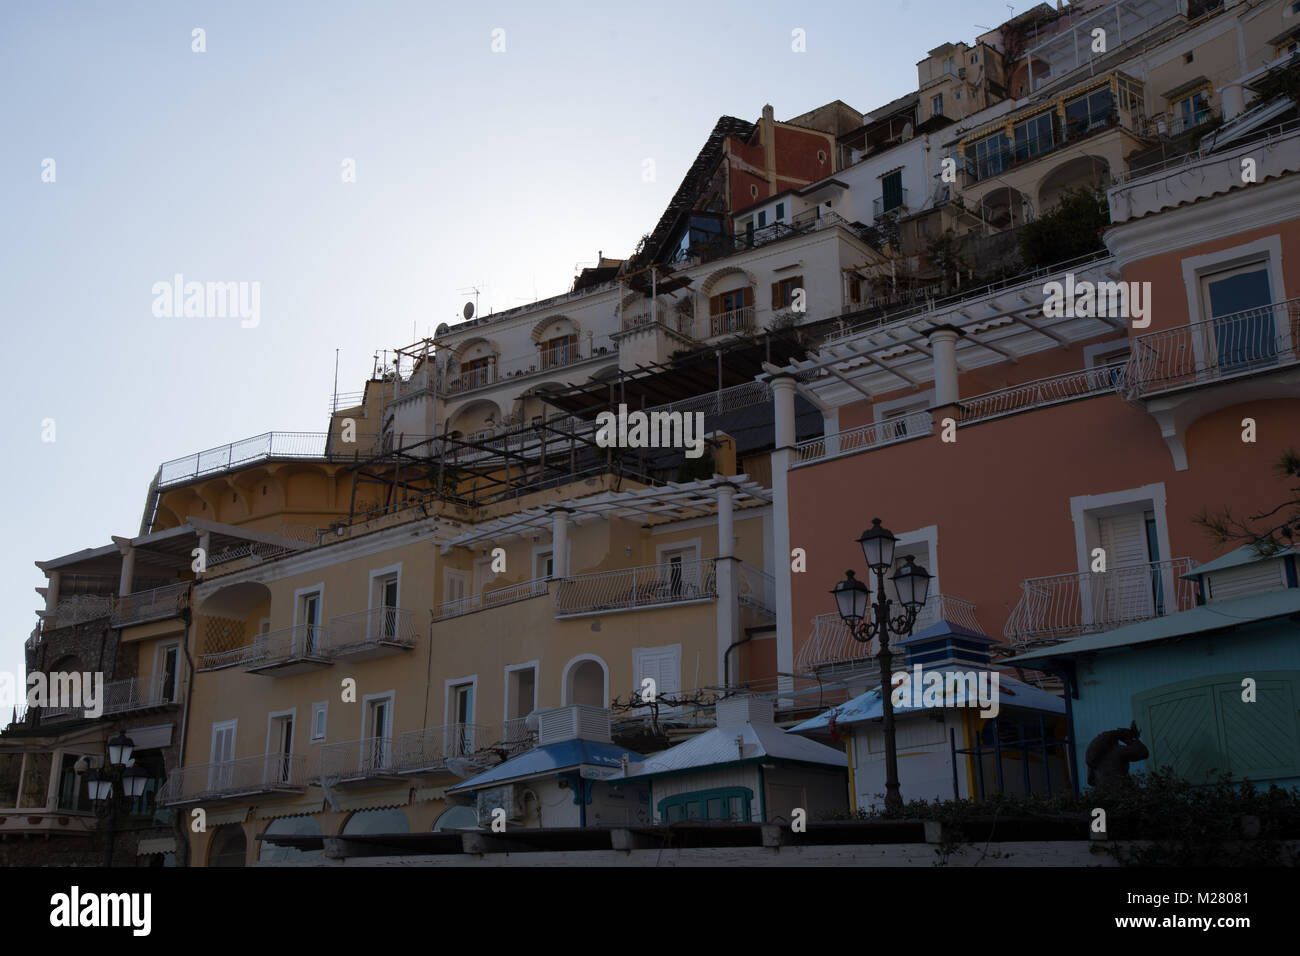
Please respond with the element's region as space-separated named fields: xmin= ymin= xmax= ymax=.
xmin=207 ymin=824 xmax=247 ymax=867
xmin=563 ymin=655 xmax=608 ymax=707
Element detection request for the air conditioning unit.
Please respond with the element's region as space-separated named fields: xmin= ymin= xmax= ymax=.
xmin=476 ymin=784 xmax=524 ymax=826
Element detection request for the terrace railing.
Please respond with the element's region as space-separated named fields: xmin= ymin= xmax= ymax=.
xmin=1127 ymin=298 xmax=1300 ymax=397
xmin=958 ymin=364 xmax=1127 ymax=425
xmin=396 ymin=723 xmax=494 ymax=771
xmin=554 ymin=558 xmax=717 ymax=616
xmin=1004 ymin=557 xmax=1198 ymax=646
xmin=737 ymin=562 xmax=776 ymax=616
xmin=709 ymin=307 xmax=755 ymax=337
xmin=102 ymin=676 xmax=176 ymax=716
xmin=433 ymin=577 xmax=549 ymax=622
xmin=159 ymin=432 xmax=329 ymax=487
xmin=326 ymin=606 xmax=419 ymax=654
xmin=794 ymin=411 xmax=933 ymax=465
xmin=318 ymin=736 xmax=399 ymax=782
xmin=110 ymin=582 xmax=190 ymax=627
xmin=247 ymin=623 xmax=330 ymax=668
xmin=796 ymin=593 xmax=981 ymax=671
xmin=157 ymin=752 xmax=309 ymax=804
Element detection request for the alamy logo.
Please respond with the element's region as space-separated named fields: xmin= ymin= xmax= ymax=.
xmin=151 ymin=274 xmax=260 ymax=328
xmin=1042 ymin=274 xmax=1151 ymax=328
xmin=0 ymin=671 xmax=103 ymax=718
xmin=50 ymin=886 xmax=151 ymax=936
xmin=595 ymin=404 xmax=706 ymax=459
xmin=891 ymin=665 xmax=1000 ymax=718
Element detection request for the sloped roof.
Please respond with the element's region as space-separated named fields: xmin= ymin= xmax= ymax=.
xmin=790 ymin=672 xmax=1065 ymax=734
xmin=1005 ymin=587 xmax=1300 ymax=665
xmin=446 ymin=739 xmax=645 ymax=793
xmin=620 ymin=721 xmax=846 ymax=779
xmin=1180 ymin=543 xmax=1295 ymax=578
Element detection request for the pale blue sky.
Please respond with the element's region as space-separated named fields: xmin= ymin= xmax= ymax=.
xmin=0 ymin=0 xmax=1017 ymax=692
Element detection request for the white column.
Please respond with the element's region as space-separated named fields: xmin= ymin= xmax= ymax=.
xmin=822 ymin=407 xmax=840 ymax=457
xmin=770 ymin=375 xmax=797 ymax=701
xmin=1220 ymin=82 xmax=1245 ymax=122
xmin=930 ymin=328 xmax=960 ymax=407
xmin=197 ymin=530 xmax=211 ymax=577
xmin=118 ymin=546 xmax=136 ymax=597
xmin=715 ymin=483 xmax=738 ymax=687
xmin=44 ymin=570 xmax=61 ymax=617
xmin=551 ymin=509 xmax=570 ymax=578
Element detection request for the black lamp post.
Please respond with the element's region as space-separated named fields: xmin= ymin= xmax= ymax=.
xmin=80 ymin=731 xmax=150 ymax=867
xmin=830 ymin=517 xmax=932 ymax=813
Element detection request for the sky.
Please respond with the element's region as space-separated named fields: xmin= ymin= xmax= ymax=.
xmin=0 ymin=0 xmax=1024 ymax=694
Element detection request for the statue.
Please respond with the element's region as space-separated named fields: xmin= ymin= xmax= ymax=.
xmin=1085 ymin=721 xmax=1149 ymax=789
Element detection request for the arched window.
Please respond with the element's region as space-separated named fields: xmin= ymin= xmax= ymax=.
xmin=563 ymin=656 xmax=608 ymax=707
xmin=207 ymin=824 xmax=247 ymax=867
xmin=259 ymin=815 xmax=323 ymax=863
xmin=341 ymin=808 xmax=409 ymax=835
xmin=432 ymin=804 xmax=479 ymax=831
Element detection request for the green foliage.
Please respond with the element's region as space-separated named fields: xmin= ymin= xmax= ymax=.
xmin=925 ymin=229 xmax=968 ymax=286
xmin=1017 ymin=184 xmax=1110 ymax=269
xmin=1247 ymin=60 xmax=1300 ymax=108
xmin=1194 ymin=446 xmax=1300 ymax=554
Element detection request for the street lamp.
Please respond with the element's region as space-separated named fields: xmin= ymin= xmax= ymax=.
xmin=830 ymin=518 xmax=932 ymax=813
xmin=79 ymin=731 xmax=150 ymax=866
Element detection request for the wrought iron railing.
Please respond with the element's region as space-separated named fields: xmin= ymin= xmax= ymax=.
xmin=554 ymin=558 xmax=717 ymax=616
xmin=1004 ymin=557 xmax=1198 ymax=646
xmin=433 ymin=577 xmax=549 ymax=622
xmin=102 ymin=675 xmax=178 ymax=715
xmin=709 ymin=307 xmax=754 ymax=337
xmin=737 ymin=562 xmax=776 ymax=616
xmin=157 ymin=752 xmax=309 ymax=804
xmin=396 ymin=723 xmax=494 ymax=771
xmin=1127 ymin=298 xmax=1300 ymax=397
xmin=317 ymin=736 xmax=399 ymax=782
xmin=501 ymin=718 xmax=536 ymax=754
xmin=794 ymin=411 xmax=934 ymax=465
xmin=48 ymin=594 xmax=115 ymax=628
xmin=247 ymin=624 xmax=331 ymax=668
xmin=796 ymin=594 xmax=982 ymax=671
xmin=873 ymin=188 xmax=909 ymax=219
xmin=110 ymin=582 xmax=190 ymax=627
xmin=326 ymin=606 xmax=419 ymax=654
xmin=957 ymin=363 xmax=1127 ymax=425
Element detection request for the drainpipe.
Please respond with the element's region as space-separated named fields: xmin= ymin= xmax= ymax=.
xmin=173 ymin=604 xmax=196 ymax=867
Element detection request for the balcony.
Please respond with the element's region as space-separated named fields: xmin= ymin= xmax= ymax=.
xmin=443 ymin=341 xmax=617 ymax=396
xmin=1128 ymin=298 xmax=1300 ymax=398
xmin=244 ymin=624 xmax=333 ymax=676
xmin=796 ymin=594 xmax=982 ymax=672
xmin=110 ymin=582 xmax=190 ymax=628
xmin=395 ymin=723 xmax=496 ymax=773
xmin=159 ymin=431 xmax=332 ymax=488
xmin=737 ymin=563 xmax=776 ymax=618
xmin=325 ymin=606 xmax=418 ymax=661
xmin=501 ymin=718 xmax=537 ymax=755
xmin=958 ymin=364 xmax=1127 ymax=425
xmin=157 ymin=753 xmax=310 ymax=805
xmin=793 ymin=411 xmax=934 ymax=467
xmin=555 ymin=558 xmax=717 ymax=618
xmin=619 ymin=308 xmax=694 ymax=337
xmin=708 ymin=307 xmax=754 ymax=337
xmin=433 ymin=576 xmax=550 ymax=622
xmin=102 ymin=676 xmax=178 ymax=716
xmin=43 ymin=594 xmax=114 ymax=629
xmin=317 ymin=736 xmax=403 ymax=784
xmin=873 ymin=189 xmax=909 ymax=220
xmin=1004 ymin=557 xmax=1199 ymax=647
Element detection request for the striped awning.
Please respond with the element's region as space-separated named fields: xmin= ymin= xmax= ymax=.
xmin=136 ymin=836 xmax=176 ymax=856
xmin=199 ymin=806 xmax=249 ymax=827
xmin=254 ymin=795 xmax=324 ymax=820
xmin=333 ymin=785 xmax=411 ymax=812
xmin=412 ymin=785 xmax=450 ymax=803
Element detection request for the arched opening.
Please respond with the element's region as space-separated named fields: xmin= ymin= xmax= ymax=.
xmin=447 ymin=399 xmax=506 ymax=440
xmin=341 ymin=808 xmax=409 ymax=835
xmin=207 ymin=824 xmax=247 ymax=867
xmin=978 ymin=185 xmax=1031 ymax=232
xmin=195 ymin=581 xmax=272 ymax=668
xmin=449 ymin=338 xmax=500 ymax=393
xmin=432 ymin=804 xmax=479 ymax=831
xmin=259 ymin=815 xmax=323 ymax=863
xmin=564 ymin=656 xmax=607 ymax=707
xmin=1037 ymin=155 xmax=1110 ymax=214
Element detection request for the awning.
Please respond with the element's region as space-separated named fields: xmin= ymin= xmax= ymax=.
xmin=332 ymin=785 xmax=410 ymax=812
xmin=412 ymin=785 xmax=450 ymax=803
xmin=254 ymin=795 xmax=324 ymax=820
xmin=200 ymin=807 xmax=249 ymax=827
xmin=136 ymin=837 xmax=176 ymax=856
xmin=1161 ymin=75 xmax=1209 ymax=102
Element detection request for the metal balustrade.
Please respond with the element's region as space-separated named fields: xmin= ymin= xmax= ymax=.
xmin=873 ymin=189 xmax=909 ymax=219
xmin=1128 ymin=298 xmax=1300 ymax=397
xmin=794 ymin=411 xmax=934 ymax=465
xmin=48 ymin=594 xmax=114 ymax=628
xmin=159 ymin=432 xmax=330 ymax=487
xmin=737 ymin=563 xmax=776 ymax=616
xmin=1004 ymin=557 xmax=1198 ymax=647
xmin=245 ymin=624 xmax=331 ymax=672
xmin=101 ymin=676 xmax=177 ymax=715
xmin=157 ymin=752 xmax=310 ymax=804
xmin=110 ymin=582 xmax=190 ymax=627
xmin=317 ymin=736 xmax=400 ymax=782
xmin=958 ymin=364 xmax=1127 ymax=425
xmin=326 ymin=606 xmax=419 ymax=656
xmin=554 ymin=558 xmax=717 ymax=616
xmin=396 ymin=723 xmax=494 ymax=772
xmin=796 ymin=594 xmax=981 ymax=671
xmin=501 ymin=718 xmax=536 ymax=754
xmin=709 ymin=307 xmax=754 ymax=337
xmin=433 ymin=577 xmax=549 ymax=622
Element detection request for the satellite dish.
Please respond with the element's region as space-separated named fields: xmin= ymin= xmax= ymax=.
xmin=901 ymin=122 xmax=914 ymax=141
xmin=435 ymin=322 xmax=450 ymax=337
xmin=462 ymin=301 xmax=476 ymax=321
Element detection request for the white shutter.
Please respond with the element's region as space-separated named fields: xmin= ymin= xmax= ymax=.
xmin=1208 ymin=560 xmax=1286 ymax=601
xmin=1095 ymin=513 xmax=1153 ymax=624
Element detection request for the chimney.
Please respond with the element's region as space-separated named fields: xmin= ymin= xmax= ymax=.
xmin=762 ymin=105 xmax=777 ymax=194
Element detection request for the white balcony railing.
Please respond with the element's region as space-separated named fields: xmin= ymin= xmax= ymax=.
xmin=709 ymin=307 xmax=754 ymax=337
xmin=110 ymin=582 xmax=190 ymax=627
xmin=157 ymin=752 xmax=309 ymax=804
xmin=737 ymin=562 xmax=776 ymax=616
xmin=794 ymin=411 xmax=934 ymax=465
xmin=433 ymin=577 xmax=549 ymax=622
xmin=47 ymin=594 xmax=115 ymax=628
xmin=318 ymin=735 xmax=399 ymax=782
xmin=554 ymin=558 xmax=717 ymax=617
xmin=958 ymin=363 xmax=1127 ymax=425
xmin=396 ymin=723 xmax=494 ymax=771
xmin=796 ymin=593 xmax=981 ymax=671
xmin=501 ymin=718 xmax=536 ymax=754
xmin=247 ymin=624 xmax=330 ymax=669
xmin=102 ymin=675 xmax=178 ymax=715
xmin=326 ymin=606 xmax=419 ymax=655
xmin=1128 ymin=298 xmax=1300 ymax=397
xmin=1004 ymin=557 xmax=1198 ymax=647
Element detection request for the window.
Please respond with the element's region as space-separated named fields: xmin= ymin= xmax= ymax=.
xmin=541 ymin=333 xmax=578 ymax=369
xmin=505 ymin=664 xmax=537 ymax=747
xmin=296 ymin=589 xmax=322 ymax=656
xmin=1064 ymin=88 xmax=1114 ymax=138
xmin=311 ymin=702 xmax=327 ymax=741
xmin=1013 ymin=112 xmax=1054 ymax=161
xmin=1172 ymin=89 xmax=1211 ymax=132
xmin=775 ymin=201 xmax=785 ymax=221
xmin=771 ymin=276 xmax=804 ymax=310
xmin=634 ymin=645 xmax=682 ymax=706
xmin=56 ymin=753 xmax=90 ymax=812
xmin=882 ymin=401 xmax=928 ymax=439
xmin=968 ymin=131 xmax=1008 ymax=180
xmin=209 ymin=720 xmax=236 ymax=792
xmin=659 ymin=545 xmax=701 ymax=599
xmin=268 ymin=712 xmax=294 ymax=784
xmin=459 ymin=355 xmax=494 ymax=389
xmin=659 ymin=787 xmax=753 ymax=823
xmin=880 ymin=170 xmax=903 ymax=213
xmin=443 ymin=569 xmax=468 ymax=611
xmin=448 ymin=682 xmax=475 ymax=755
xmin=362 ymin=694 xmax=393 ymax=770
xmin=1085 ymin=341 xmax=1131 ymax=387
xmin=1199 ymin=262 xmax=1276 ymax=373
xmin=473 ymin=556 xmax=495 ymax=595
xmin=370 ymin=567 xmax=400 ymax=639
xmin=535 ymin=549 xmax=555 ymax=580
xmin=758 ymin=211 xmax=767 ymax=228
xmin=932 ymin=93 xmax=943 ymax=117
xmin=157 ymin=642 xmax=180 ymax=703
